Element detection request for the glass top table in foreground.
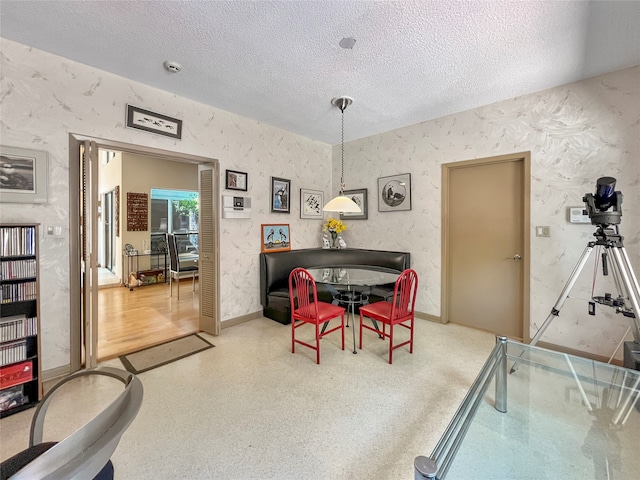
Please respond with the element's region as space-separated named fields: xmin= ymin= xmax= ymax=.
xmin=415 ymin=337 xmax=640 ymax=479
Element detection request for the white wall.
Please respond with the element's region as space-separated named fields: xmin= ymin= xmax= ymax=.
xmin=335 ymin=65 xmax=640 ymax=360
xmin=0 ymin=38 xmax=332 ymax=371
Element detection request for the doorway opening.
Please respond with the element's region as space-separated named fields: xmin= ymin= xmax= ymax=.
xmin=69 ymin=135 xmax=220 ymax=371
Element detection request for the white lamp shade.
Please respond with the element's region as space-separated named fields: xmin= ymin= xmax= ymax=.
xmin=323 ymin=195 xmax=362 ymax=213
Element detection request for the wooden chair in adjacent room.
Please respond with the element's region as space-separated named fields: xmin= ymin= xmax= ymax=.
xmin=167 ymin=233 xmax=198 ymax=300
xmin=289 ymin=267 xmax=345 ymax=364
xmin=359 ymin=268 xmax=418 ymax=364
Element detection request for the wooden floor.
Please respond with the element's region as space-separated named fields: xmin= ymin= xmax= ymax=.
xmin=98 ymin=280 xmax=199 ymax=361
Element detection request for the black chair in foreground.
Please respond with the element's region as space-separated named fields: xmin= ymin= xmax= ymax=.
xmin=0 ymin=366 xmax=143 ymax=480
xmin=167 ymin=233 xmax=198 ymax=299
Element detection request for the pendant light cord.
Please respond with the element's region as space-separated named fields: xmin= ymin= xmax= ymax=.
xmin=340 ymin=98 xmax=346 ymax=195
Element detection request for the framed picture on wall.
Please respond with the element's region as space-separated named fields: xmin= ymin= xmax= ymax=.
xmin=378 ymin=173 xmax=411 ymax=212
xmin=126 ymin=104 xmax=183 ymax=139
xmin=225 ymin=170 xmax=248 ymax=191
xmin=340 ymin=188 xmax=368 ymax=220
xmin=270 ymin=177 xmax=290 ymax=213
xmin=0 ymin=145 xmax=48 ymax=204
xmin=300 ymin=188 xmax=323 ymax=219
xmin=261 ymin=224 xmax=291 ymax=253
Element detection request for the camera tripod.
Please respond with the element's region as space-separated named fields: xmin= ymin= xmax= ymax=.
xmin=529 ymin=224 xmax=640 ymax=355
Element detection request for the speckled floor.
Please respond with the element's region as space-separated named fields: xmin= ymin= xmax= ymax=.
xmin=0 ymin=317 xmax=496 ymax=479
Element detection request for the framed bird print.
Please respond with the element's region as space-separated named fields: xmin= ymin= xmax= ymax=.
xmin=378 ymin=173 xmax=411 ymax=212
xmin=270 ymin=176 xmax=290 ymax=213
xmin=261 ymin=224 xmax=291 ymax=253
xmin=300 ymin=188 xmax=323 ymax=219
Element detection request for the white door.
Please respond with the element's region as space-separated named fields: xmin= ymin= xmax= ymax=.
xmin=80 ymin=140 xmax=99 ymax=368
xmin=198 ymin=163 xmax=220 ymax=334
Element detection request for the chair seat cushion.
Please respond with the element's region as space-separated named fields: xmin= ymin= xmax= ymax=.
xmin=360 ymin=301 xmax=393 ymax=320
xmin=294 ymin=301 xmax=345 ymax=322
xmin=0 ymin=442 xmax=57 ymax=480
xmin=0 ymin=442 xmax=114 ymax=480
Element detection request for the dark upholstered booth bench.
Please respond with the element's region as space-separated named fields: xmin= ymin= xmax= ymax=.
xmin=260 ymin=248 xmax=411 ymax=324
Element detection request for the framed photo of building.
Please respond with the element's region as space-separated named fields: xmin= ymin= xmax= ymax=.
xmin=261 ymin=224 xmax=291 ymax=253
xmin=340 ymin=188 xmax=368 ymax=220
xmin=270 ymin=177 xmax=290 ymax=213
xmin=225 ymin=170 xmax=248 ymax=191
xmin=0 ymin=145 xmax=48 ymax=203
xmin=378 ymin=173 xmax=411 ymax=212
xmin=300 ymin=188 xmax=323 ymax=219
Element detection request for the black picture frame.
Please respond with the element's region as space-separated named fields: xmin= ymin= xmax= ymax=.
xmin=126 ymin=104 xmax=183 ymax=139
xmin=270 ymin=177 xmax=290 ymax=213
xmin=378 ymin=173 xmax=411 ymax=212
xmin=225 ymin=169 xmax=248 ymax=191
xmin=340 ymin=188 xmax=368 ymax=220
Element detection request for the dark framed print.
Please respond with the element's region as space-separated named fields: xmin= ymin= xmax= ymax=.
xmin=378 ymin=173 xmax=411 ymax=212
xmin=0 ymin=145 xmax=48 ymax=203
xmin=126 ymin=104 xmax=183 ymax=139
xmin=270 ymin=177 xmax=290 ymax=213
xmin=300 ymin=188 xmax=323 ymax=219
xmin=340 ymin=188 xmax=368 ymax=220
xmin=225 ymin=170 xmax=248 ymax=191
xmin=261 ymin=224 xmax=291 ymax=253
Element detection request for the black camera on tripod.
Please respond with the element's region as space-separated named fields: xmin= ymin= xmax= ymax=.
xmin=583 ymin=176 xmax=623 ymax=227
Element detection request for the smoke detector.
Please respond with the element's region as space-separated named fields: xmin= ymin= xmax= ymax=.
xmin=339 ymin=37 xmax=356 ymax=49
xmin=163 ymin=60 xmax=182 ymax=73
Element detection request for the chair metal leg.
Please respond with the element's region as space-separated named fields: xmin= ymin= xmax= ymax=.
xmin=315 ymin=322 xmax=321 ymax=364
xmin=389 ymin=323 xmax=394 ymax=364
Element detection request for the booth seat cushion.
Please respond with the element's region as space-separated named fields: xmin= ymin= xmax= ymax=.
xmin=260 ymin=248 xmax=410 ymax=324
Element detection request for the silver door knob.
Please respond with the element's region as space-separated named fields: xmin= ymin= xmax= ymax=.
xmin=513 ymin=254 xmax=522 ymax=261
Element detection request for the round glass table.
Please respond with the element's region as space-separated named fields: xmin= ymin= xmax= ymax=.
xmin=306 ymin=266 xmax=400 ymax=353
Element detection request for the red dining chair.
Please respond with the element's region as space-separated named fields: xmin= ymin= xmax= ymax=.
xmin=359 ymin=268 xmax=418 ymax=364
xmin=289 ymin=267 xmax=345 ymax=364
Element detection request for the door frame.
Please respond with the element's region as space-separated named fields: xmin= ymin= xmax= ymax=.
xmin=68 ymin=134 xmax=221 ymax=372
xmin=441 ymin=151 xmax=531 ymax=342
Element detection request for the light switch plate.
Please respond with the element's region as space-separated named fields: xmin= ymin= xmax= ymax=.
xmin=536 ymin=226 xmax=550 ymax=237
xmin=45 ymin=225 xmax=64 ymax=237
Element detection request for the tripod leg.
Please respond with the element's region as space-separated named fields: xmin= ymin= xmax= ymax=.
xmin=530 ymin=245 xmax=595 ymax=347
xmin=510 ymin=244 xmax=594 ymax=373
xmin=611 ymin=247 xmax=640 ymax=343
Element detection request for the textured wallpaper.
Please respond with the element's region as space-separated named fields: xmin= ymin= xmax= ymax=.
xmin=335 ymin=65 xmax=639 ymax=360
xmin=0 ymin=39 xmax=331 ymax=370
xmin=1 ymin=37 xmax=638 ymax=369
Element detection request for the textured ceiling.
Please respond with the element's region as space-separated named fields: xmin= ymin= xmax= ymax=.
xmin=1 ymin=1 xmax=639 ymax=144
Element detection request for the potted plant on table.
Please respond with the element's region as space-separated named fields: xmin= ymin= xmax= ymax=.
xmin=322 ymin=217 xmax=347 ymax=249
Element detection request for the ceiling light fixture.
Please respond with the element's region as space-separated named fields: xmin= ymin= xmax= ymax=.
xmin=323 ymin=96 xmax=361 ymax=213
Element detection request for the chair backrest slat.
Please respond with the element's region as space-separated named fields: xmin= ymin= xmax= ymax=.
xmin=390 ymin=269 xmax=418 ymax=320
xmin=289 ymin=267 xmax=319 ymax=318
xmin=167 ymin=233 xmax=180 ymax=273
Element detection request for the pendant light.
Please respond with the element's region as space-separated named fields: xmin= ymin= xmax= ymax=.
xmin=323 ymin=96 xmax=362 ymax=213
